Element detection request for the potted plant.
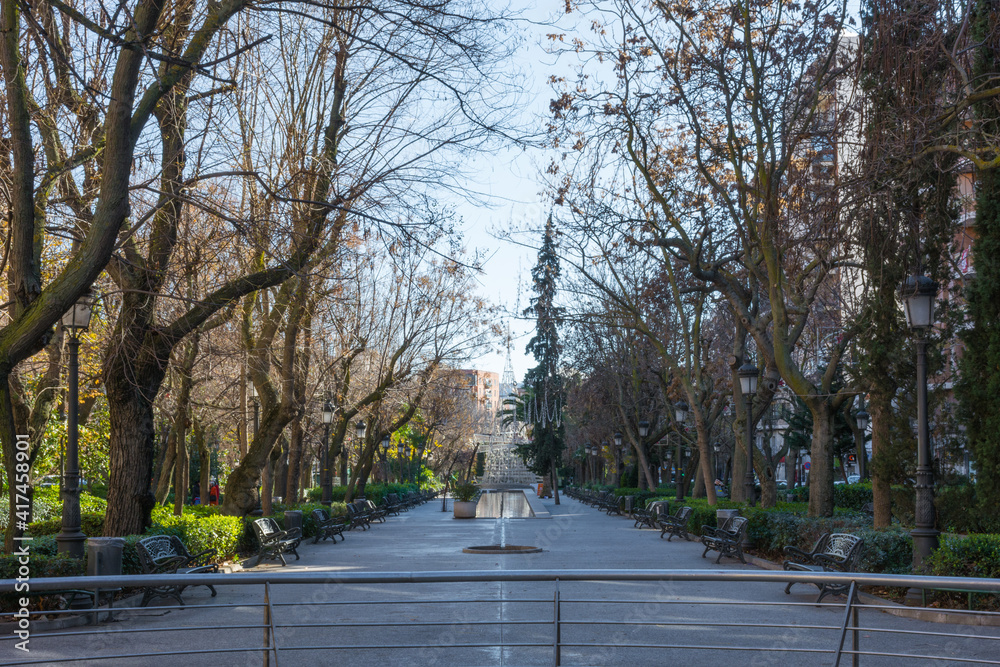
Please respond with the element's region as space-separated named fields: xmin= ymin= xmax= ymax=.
xmin=452 ymin=482 xmax=479 ymax=519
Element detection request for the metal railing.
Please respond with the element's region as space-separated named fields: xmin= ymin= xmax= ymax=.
xmin=2 ymin=569 xmax=999 ymax=666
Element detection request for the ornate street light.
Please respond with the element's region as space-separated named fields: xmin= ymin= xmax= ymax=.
xmin=57 ymin=291 xmax=96 ymax=558
xmin=320 ymin=401 xmax=335 ymax=506
xmin=855 ymin=408 xmax=870 ymax=432
xmin=638 ymin=421 xmax=650 ymax=438
xmin=899 ymin=274 xmax=939 ymax=602
xmin=738 ymin=361 xmax=759 ymax=507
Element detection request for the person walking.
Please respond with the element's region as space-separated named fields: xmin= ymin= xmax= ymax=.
xmin=209 ymin=479 xmax=220 ymax=506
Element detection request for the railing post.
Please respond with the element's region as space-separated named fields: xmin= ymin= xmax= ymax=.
xmin=852 ymin=604 xmax=859 ymax=667
xmin=263 ymin=581 xmax=280 ymax=667
xmin=833 ymin=581 xmax=858 ymax=667
xmin=553 ymin=578 xmax=561 ymax=667
xmin=263 ymin=582 xmax=270 ymax=667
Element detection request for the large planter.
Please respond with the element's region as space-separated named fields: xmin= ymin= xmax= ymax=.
xmin=453 ymin=500 xmax=478 ymax=519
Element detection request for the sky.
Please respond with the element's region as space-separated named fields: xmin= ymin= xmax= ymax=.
xmin=455 ymin=2 xmax=565 ymax=383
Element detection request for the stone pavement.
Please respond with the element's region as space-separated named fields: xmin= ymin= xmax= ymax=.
xmin=7 ymin=492 xmax=1000 ymax=666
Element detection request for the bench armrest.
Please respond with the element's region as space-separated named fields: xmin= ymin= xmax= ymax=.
xmin=186 ymin=548 xmax=218 ymax=567
xmin=782 ymin=545 xmax=817 ymax=564
xmin=150 ymin=555 xmax=188 ymax=575
xmin=813 ymin=553 xmax=851 ymax=571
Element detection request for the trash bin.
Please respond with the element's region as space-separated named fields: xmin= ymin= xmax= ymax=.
xmin=283 ymin=510 xmax=303 ymax=534
xmin=86 ymin=537 xmax=124 ymax=578
xmin=624 ymin=495 xmax=635 ymax=515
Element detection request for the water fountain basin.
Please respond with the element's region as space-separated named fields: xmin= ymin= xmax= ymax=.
xmin=462 ymin=545 xmax=542 ymax=554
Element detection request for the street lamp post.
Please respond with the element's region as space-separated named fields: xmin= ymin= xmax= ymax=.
xmin=403 ymin=444 xmax=412 ymax=483
xmin=57 ymin=291 xmax=96 ymax=559
xmin=320 ymin=401 xmax=335 ymax=506
xmin=353 ymin=419 xmax=366 ymax=481
xmin=674 ymin=402 xmax=688 ymax=501
xmin=900 ymin=275 xmax=939 ymax=600
xmin=738 ymin=361 xmax=759 ymax=507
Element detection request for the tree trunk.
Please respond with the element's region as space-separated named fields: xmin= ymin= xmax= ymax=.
xmin=869 ymin=388 xmax=893 ymax=528
xmin=807 ymin=401 xmax=835 ymax=517
xmin=195 ymin=419 xmax=210 ymax=506
xmin=285 ymin=416 xmax=304 ymax=503
xmin=551 ymin=463 xmax=560 ymax=505
xmin=155 ymin=434 xmax=176 ymax=504
xmin=173 ymin=434 xmax=188 ymax=515
xmin=273 ymin=436 xmax=288 ymax=501
xmin=105 ymin=370 xmax=161 ymax=536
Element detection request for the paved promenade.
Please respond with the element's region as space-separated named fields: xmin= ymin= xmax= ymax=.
xmin=6 ymin=492 xmax=1000 ymax=666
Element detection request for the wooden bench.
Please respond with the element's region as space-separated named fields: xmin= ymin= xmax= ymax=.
xmin=252 ymin=517 xmax=301 ymax=566
xmin=700 ymin=515 xmax=749 ymax=564
xmin=136 ymin=535 xmax=219 ymax=606
xmin=310 ymin=508 xmax=348 ymax=543
xmin=659 ymin=506 xmax=693 ymax=541
xmin=783 ymin=533 xmax=865 ymax=602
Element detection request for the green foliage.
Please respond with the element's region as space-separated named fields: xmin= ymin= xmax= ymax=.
xmin=0 ymin=487 xmax=106 ymax=531
xmin=957 ymin=0 xmax=1000 ymax=533
xmin=305 ymin=483 xmax=418 ymax=504
xmin=452 ymin=482 xmax=478 ymax=502
xmin=517 ymin=215 xmax=566 ymax=477
xmin=28 ymin=512 xmax=106 ymax=538
xmin=924 ymin=533 xmax=1000 ymax=610
xmin=150 ymin=511 xmax=244 ymax=561
xmin=0 ymin=553 xmax=86 ymax=581
xmin=834 ymin=482 xmax=874 ymax=511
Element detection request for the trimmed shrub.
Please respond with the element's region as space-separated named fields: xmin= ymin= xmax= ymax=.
xmin=0 ymin=552 xmax=86 ymax=580
xmin=149 ymin=511 xmax=244 ymax=562
xmin=28 ymin=512 xmax=106 ymax=538
xmin=833 ymin=483 xmax=873 ymax=511
xmin=924 ymin=534 xmax=1000 ymax=610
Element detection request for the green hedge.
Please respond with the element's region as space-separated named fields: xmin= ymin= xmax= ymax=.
xmin=305 ymin=483 xmax=419 ymax=504
xmin=0 ymin=488 xmax=107 ymax=531
xmin=27 ymin=512 xmax=107 ymax=538
xmin=150 ymin=510 xmax=244 ymax=561
xmin=924 ymin=534 xmax=1000 ymax=610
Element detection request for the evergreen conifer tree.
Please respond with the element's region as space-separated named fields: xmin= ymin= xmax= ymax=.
xmin=956 ymin=0 xmax=1000 ymax=524
xmin=517 ymin=216 xmax=566 ymax=499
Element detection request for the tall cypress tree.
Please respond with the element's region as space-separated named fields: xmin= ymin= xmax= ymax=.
xmin=956 ymin=0 xmax=1000 ymax=526
xmin=517 ymin=215 xmax=566 ymax=499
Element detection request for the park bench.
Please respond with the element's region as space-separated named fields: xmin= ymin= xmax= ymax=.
xmin=251 ymin=517 xmax=302 ymax=566
xmin=783 ymin=532 xmax=865 ymax=602
xmin=310 ymin=508 xmax=348 ymax=543
xmin=659 ymin=506 xmax=693 ymax=541
xmin=346 ymin=501 xmax=372 ymax=530
xmin=632 ymin=499 xmax=669 ymax=529
xmin=700 ymin=515 xmax=749 ymax=564
xmin=606 ymin=494 xmax=632 ymax=516
xmin=136 ymin=535 xmax=219 ymax=606
xmin=382 ymin=494 xmax=404 ymax=515
xmin=361 ymin=499 xmax=388 ymax=523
